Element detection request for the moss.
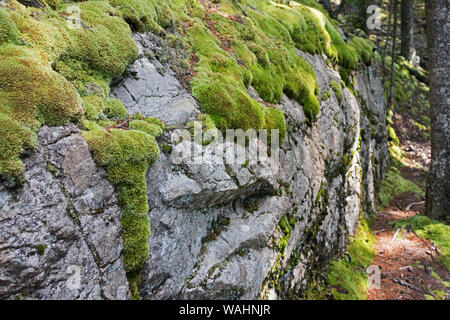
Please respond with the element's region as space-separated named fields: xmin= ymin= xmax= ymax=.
xmin=348 ymin=36 xmax=374 ymax=66
xmin=389 ymin=144 xmax=403 ymax=166
xmin=83 ymin=121 xmax=159 ymax=282
xmin=278 ymin=215 xmax=293 ymax=253
xmin=392 ymin=215 xmax=450 ymax=271
xmin=82 ymin=95 xmax=105 ymax=120
xmin=36 ymin=244 xmax=47 ymax=256
xmin=321 ymin=90 xmax=331 ymax=101
xmin=0 ymin=45 xmax=82 ymax=185
xmin=161 ymin=142 xmax=172 ymax=154
xmin=325 ymin=20 xmax=358 ymax=69
xmin=326 ymin=218 xmax=376 ymax=300
xmin=202 ymin=215 xmax=231 ymax=244
xmin=127 ymin=271 xmax=142 ymax=300
xmin=378 ymin=167 xmax=424 ymax=207
xmin=129 ymin=120 xmax=163 ymax=137
xmin=388 ymin=126 xmax=400 ymax=146
xmin=106 ymin=0 xmax=158 ymax=32
xmin=103 ymin=98 xmax=128 ymax=120
xmin=0 ymin=8 xmax=20 ymax=46
xmin=330 ymin=80 xmax=342 ymax=103
xmin=41 ymin=0 xmax=63 ymax=10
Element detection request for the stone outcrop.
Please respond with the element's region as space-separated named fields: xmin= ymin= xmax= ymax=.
xmin=110 ymin=34 xmax=389 ymax=299
xmin=0 ymin=32 xmax=389 ymax=299
xmin=0 ymin=125 xmax=129 ymax=300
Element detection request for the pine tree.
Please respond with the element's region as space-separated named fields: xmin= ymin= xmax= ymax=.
xmin=400 ymin=0 xmax=414 ymax=60
xmin=425 ymin=0 xmax=450 ymax=222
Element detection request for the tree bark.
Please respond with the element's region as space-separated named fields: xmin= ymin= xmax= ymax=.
xmin=400 ymin=0 xmax=414 ymax=60
xmin=425 ymin=0 xmax=450 ymax=223
xmin=319 ymin=0 xmax=332 ymax=13
xmin=382 ymin=0 xmax=393 ymax=60
xmin=387 ymin=0 xmax=398 ymax=111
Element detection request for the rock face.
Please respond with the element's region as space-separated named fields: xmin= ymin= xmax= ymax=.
xmin=0 ymin=32 xmax=389 ymax=299
xmin=111 ymin=33 xmax=200 ymax=126
xmin=0 ymin=125 xmax=129 ymax=300
xmin=109 ymin=34 xmax=389 ymax=299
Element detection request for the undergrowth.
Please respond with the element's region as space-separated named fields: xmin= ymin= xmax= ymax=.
xmin=0 ymin=0 xmax=378 ymax=298
xmin=306 ymin=217 xmax=376 ymax=300
xmin=392 ymin=215 xmax=450 ymax=271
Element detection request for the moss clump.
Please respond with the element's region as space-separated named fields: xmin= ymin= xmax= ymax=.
xmin=0 ymin=45 xmax=82 ymax=185
xmin=82 ymin=95 xmax=130 ymax=121
xmin=348 ymin=36 xmax=374 ymax=66
xmin=0 ymin=113 xmax=36 ymax=186
xmin=82 ymin=95 xmax=105 ymax=120
xmin=392 ymin=215 xmax=450 ymax=271
xmin=36 ymin=244 xmax=47 ymax=255
xmin=325 ymin=20 xmax=358 ymax=69
xmin=82 ymin=121 xmax=161 ymax=287
xmin=383 ymin=56 xmax=430 ymax=114
xmin=103 ymin=98 xmax=128 ymax=120
xmin=321 ymin=90 xmax=331 ymax=101
xmin=129 ymin=120 xmax=163 ymax=137
xmin=0 ymin=8 xmax=20 ymax=45
xmin=326 ymin=218 xmax=376 ymax=300
xmin=278 ymin=215 xmax=293 ymax=253
xmin=63 ymin=1 xmax=138 ymax=79
xmin=330 ymin=80 xmax=343 ymax=103
xmin=378 ymin=167 xmax=424 ymax=207
xmin=106 ymin=0 xmax=159 ymax=32
xmin=388 ymin=126 xmax=400 ymax=146
xmin=184 ymin=4 xmax=317 ymax=134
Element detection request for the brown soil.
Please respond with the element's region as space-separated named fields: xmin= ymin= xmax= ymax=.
xmin=367 ymin=191 xmax=449 ymax=300
xmin=367 ymin=130 xmax=449 ymax=300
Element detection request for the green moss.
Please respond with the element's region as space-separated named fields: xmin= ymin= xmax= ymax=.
xmin=383 ymin=56 xmax=430 ymax=113
xmin=107 ymin=0 xmax=158 ymax=32
xmin=388 ymin=126 xmax=400 ymax=146
xmin=325 ymin=20 xmax=358 ymax=69
xmin=326 ymin=218 xmax=376 ymax=300
xmin=348 ymin=36 xmax=374 ymax=66
xmin=65 ymin=2 xmax=138 ymax=79
xmin=129 ymin=120 xmax=163 ymax=137
xmin=330 ymin=80 xmax=342 ymax=103
xmin=321 ymin=90 xmax=331 ymax=101
xmin=0 ymin=113 xmax=36 ymax=186
xmin=82 ymin=121 xmax=160 ymax=290
xmin=104 ymin=98 xmax=128 ymax=120
xmin=36 ymin=244 xmax=47 ymax=256
xmin=127 ymin=271 xmax=142 ymax=300
xmin=392 ymin=215 xmax=450 ymax=271
xmin=0 ymin=8 xmax=20 ymax=45
xmin=82 ymin=95 xmax=105 ymax=120
xmin=378 ymin=167 xmax=424 ymax=207
xmin=278 ymin=215 xmax=293 ymax=253
xmin=0 ymin=45 xmax=82 ymax=185
xmin=41 ymin=0 xmax=63 ymax=10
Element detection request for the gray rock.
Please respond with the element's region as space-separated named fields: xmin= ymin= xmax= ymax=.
xmin=134 ymin=47 xmax=389 ymax=300
xmin=110 ymin=34 xmax=200 ymax=126
xmin=0 ymin=125 xmax=129 ymax=300
xmin=0 ymin=31 xmax=390 ymax=300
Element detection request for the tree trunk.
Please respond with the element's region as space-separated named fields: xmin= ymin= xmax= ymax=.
xmin=425 ymin=0 xmax=450 ymax=223
xmin=382 ymin=0 xmax=393 ymax=60
xmin=400 ymin=0 xmax=414 ymax=60
xmin=387 ymin=0 xmax=398 ymax=111
xmin=319 ymin=0 xmax=332 ymax=14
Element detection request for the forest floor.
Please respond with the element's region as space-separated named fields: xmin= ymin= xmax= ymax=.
xmin=366 ymin=113 xmax=450 ymax=300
